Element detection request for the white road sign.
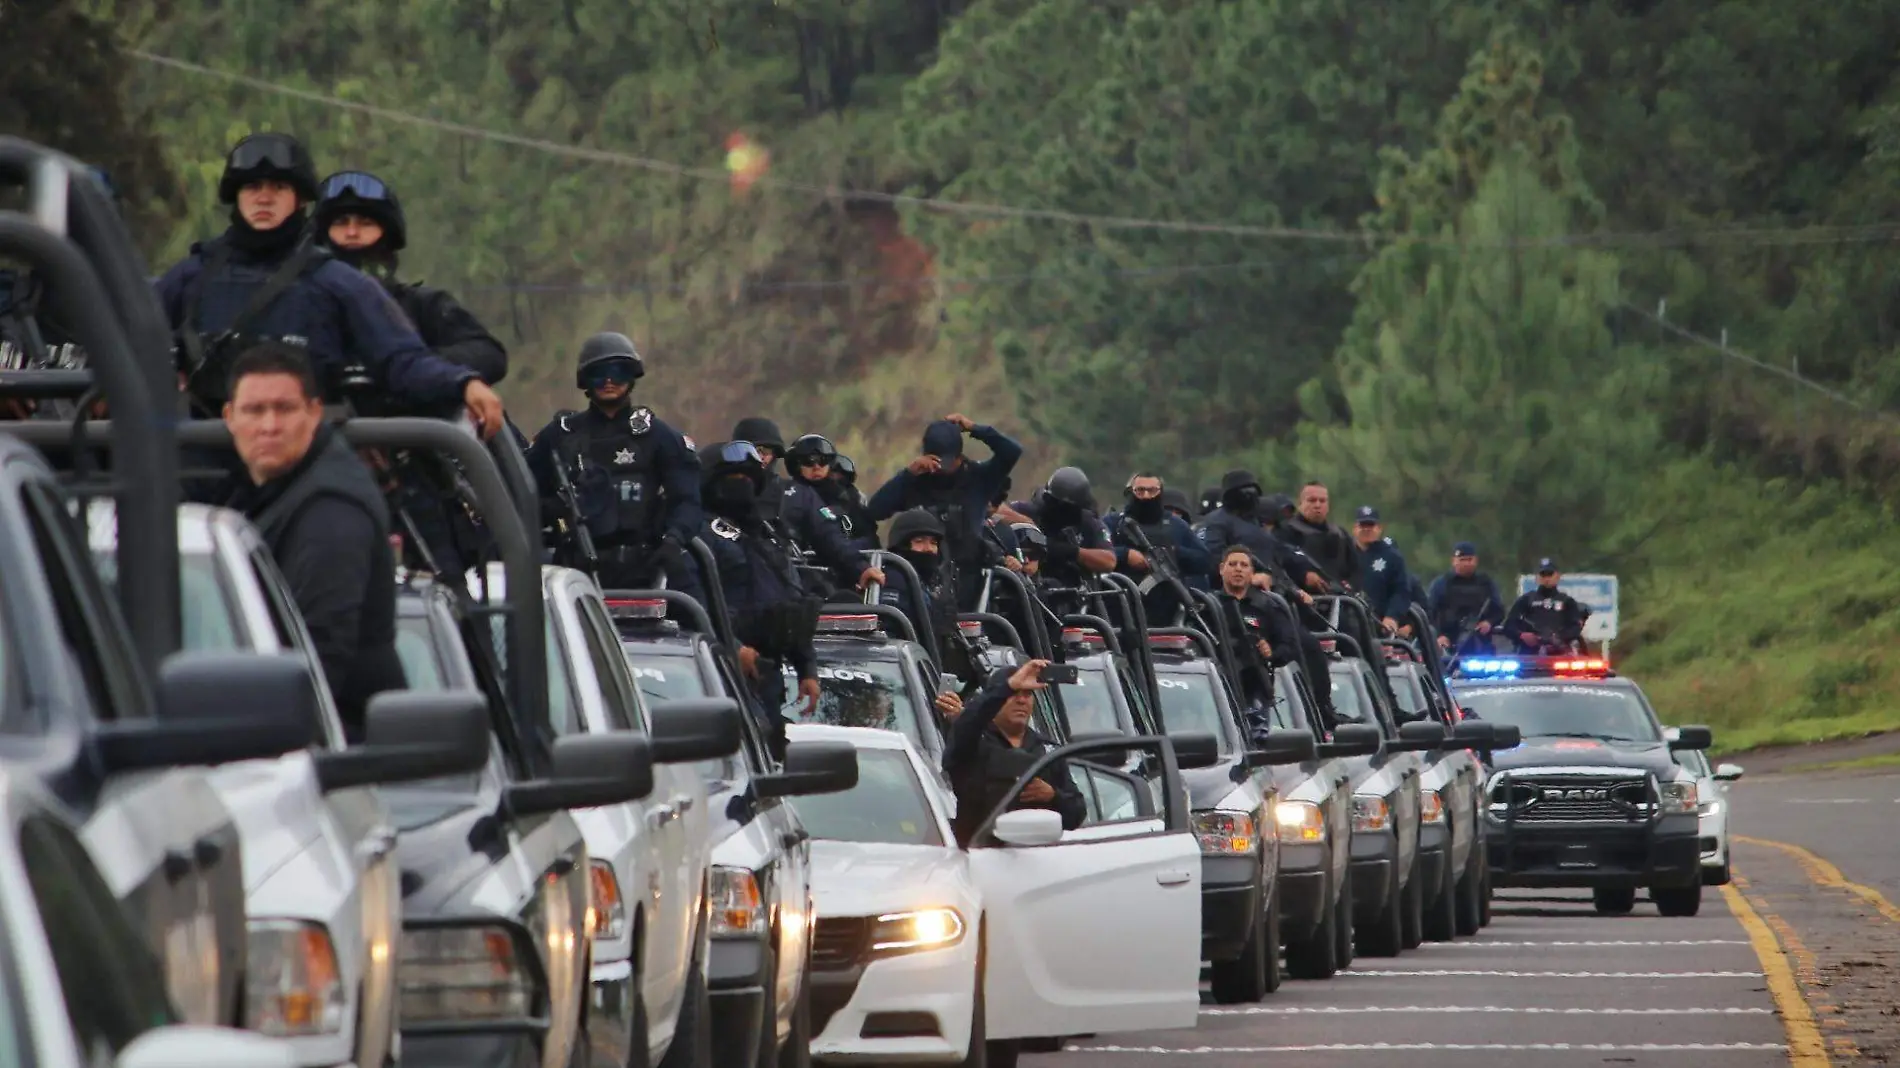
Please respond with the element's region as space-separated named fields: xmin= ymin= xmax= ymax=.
xmin=1516 ymin=572 xmax=1618 ymax=642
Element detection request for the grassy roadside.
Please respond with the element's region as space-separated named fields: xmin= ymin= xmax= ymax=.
xmin=1611 ymin=457 xmax=1900 ymax=754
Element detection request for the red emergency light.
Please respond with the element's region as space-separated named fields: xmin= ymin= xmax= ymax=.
xmin=1148 ymin=634 xmax=1194 ymax=650
xmin=604 ymin=598 xmax=667 ymax=619
xmin=1550 ymin=657 xmax=1610 ymax=677
xmin=818 ymin=614 xmax=882 ymax=634
xmin=1060 ymin=627 xmax=1106 ymax=648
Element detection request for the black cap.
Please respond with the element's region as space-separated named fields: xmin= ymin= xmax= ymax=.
xmin=921 ymin=420 xmax=964 ymax=459
xmin=1452 ymin=541 xmax=1478 ymax=557
xmin=1537 ymin=557 xmax=1558 ymax=573
xmin=1219 ymin=469 xmax=1260 ymax=494
xmin=732 ymin=417 xmax=784 ymax=452
xmin=887 ymin=508 xmax=946 ymax=549
xmin=1355 ymin=505 xmax=1380 ymax=524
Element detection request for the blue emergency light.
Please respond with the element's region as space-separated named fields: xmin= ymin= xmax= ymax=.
xmin=1459 ymin=657 xmax=1523 ymax=678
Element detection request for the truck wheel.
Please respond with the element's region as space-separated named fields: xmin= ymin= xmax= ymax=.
xmin=778 ymin=976 xmax=810 ymax=1068
xmin=1425 ymin=847 xmax=1459 ymax=942
xmin=1284 ymin=873 xmax=1338 ymax=980
xmin=1592 ymin=887 xmax=1637 ymax=915
xmin=1209 ymin=899 xmax=1270 ymax=1003
xmin=1400 ymin=861 xmax=1425 ymax=950
xmin=1454 ymin=852 xmax=1482 ymax=937
xmin=1262 ymin=890 xmax=1283 ymax=993
xmin=657 ymin=956 xmax=712 ymax=1068
xmin=1654 ymin=883 xmax=1703 ymax=917
xmin=1334 ymin=868 xmax=1355 ymax=969
xmin=1356 ymin=863 xmax=1404 ymax=958
xmin=1478 ymin=854 xmax=1494 ymax=927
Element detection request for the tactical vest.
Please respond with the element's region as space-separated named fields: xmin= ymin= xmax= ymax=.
xmin=189 ymin=247 xmax=334 ymax=360
xmin=561 ymin=407 xmax=662 ymax=543
xmin=1436 ymin=574 xmax=1496 ymax=623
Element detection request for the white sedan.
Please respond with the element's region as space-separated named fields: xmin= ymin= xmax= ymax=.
xmin=787 ymin=723 xmax=1203 ymax=1067
xmin=1668 ymin=730 xmax=1744 ymax=885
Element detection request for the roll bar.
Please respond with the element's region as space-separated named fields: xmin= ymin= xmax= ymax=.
xmin=601 ymin=587 xmax=718 ymax=642
xmin=0 ymin=140 xmax=179 ymax=674
xmin=685 ymin=537 xmax=737 ymax=648
xmin=1060 ymin=613 xmax=1125 ymax=659
xmin=985 ymin=566 xmax=1054 ymax=660
xmin=959 ymin=611 xmax=1027 ymax=655
xmin=1148 ymin=625 xmax=1221 ymax=661
xmin=820 ymin=602 xmax=921 ymax=645
xmin=862 ymin=550 xmax=942 ymax=665
xmin=1315 ymin=593 xmax=1403 ymax=710
xmin=1096 ymin=572 xmax=1162 ymax=712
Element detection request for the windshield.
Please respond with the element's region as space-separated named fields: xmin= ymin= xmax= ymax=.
xmin=1064 ymin=663 xmax=1125 ymax=735
xmin=393 ymin=614 xmax=485 ymax=792
xmin=786 ymin=657 xmax=926 ymax=749
xmin=1153 ymin=668 xmax=1238 ymax=755
xmin=1452 ymin=684 xmax=1661 ymax=744
xmin=624 ymin=647 xmax=741 ymax=784
xmin=1327 ymin=665 xmax=1377 ymax=731
xmin=97 ymin=550 xmax=244 ymax=652
xmin=790 ymin=748 xmax=944 ymax=846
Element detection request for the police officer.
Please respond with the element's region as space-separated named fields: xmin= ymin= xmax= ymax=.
xmin=527 ymin=333 xmax=702 ymax=596
xmin=1428 ymin=542 xmax=1505 ymax=655
xmin=1161 ymin=487 xmax=1198 ymax=526
xmin=1280 ymin=480 xmax=1361 ymax=591
xmin=1010 ymin=467 xmax=1118 ymax=591
xmin=733 ymin=416 xmax=790 ymax=519
xmin=982 ymin=479 xmax=1026 ymax=574
xmin=153 ymin=133 xmax=504 ymax=434
xmin=313 ymin=170 xmax=508 ymax=385
xmin=1351 ymin=506 xmax=1412 ymax=635
xmin=1503 ymin=558 xmax=1591 ymax=654
xmin=942 ymin=659 xmax=1087 ymax=848
xmin=1213 ymin=545 xmax=1311 ymax=736
xmin=865 ymin=414 xmax=1023 ymax=608
xmin=1104 ymin=472 xmax=1211 ymax=626
xmin=827 ymin=453 xmax=878 ymax=551
xmin=699 ymin=441 xmax=823 ymax=757
xmin=878 ymin=508 xmax=945 ymax=633
xmin=1199 ymin=487 xmax=1223 ymax=518
xmin=776 ymin=433 xmax=883 ymax=595
xmin=1197 ymin=470 xmax=1319 ymax=599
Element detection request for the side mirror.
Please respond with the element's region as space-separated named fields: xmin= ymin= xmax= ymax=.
xmin=1451 ymin=720 xmax=1494 ymax=747
xmin=99 ymin=653 xmax=318 ymax=773
xmin=1488 ymin=723 xmax=1522 ymax=750
xmin=316 ymin=690 xmax=491 ymax=792
xmin=505 ymin=734 xmax=656 ymax=816
xmin=1318 ymin=723 xmax=1382 ymax=759
xmin=1668 ymin=725 xmax=1714 ymax=752
xmin=115 ymin=1025 xmax=299 ymax=1068
xmin=756 ymin=739 xmax=860 ymax=798
xmin=647 ymin=698 xmax=744 ymax=764
xmin=1395 ymin=720 xmax=1446 ymax=752
xmin=1170 ymin=731 xmax=1222 ymax=770
xmin=1247 ymin=729 xmax=1317 ymax=767
xmin=1069 ymin=730 xmax=1130 ymax=767
xmin=1714 ymin=763 xmax=1745 ymax=782
xmin=991 ymin=808 xmax=1065 ymax=847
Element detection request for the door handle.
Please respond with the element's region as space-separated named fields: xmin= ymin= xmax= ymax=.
xmin=671 ymin=795 xmax=695 ymax=813
xmin=361 ymin=828 xmax=398 ymax=860
xmin=1156 ymin=871 xmax=1192 ymax=887
xmin=648 ymin=805 xmax=677 ymax=828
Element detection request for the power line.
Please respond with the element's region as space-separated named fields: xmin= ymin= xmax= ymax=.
xmin=131 ymin=49 xmax=1900 ymax=253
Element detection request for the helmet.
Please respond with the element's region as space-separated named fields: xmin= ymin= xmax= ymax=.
xmin=314 ymin=171 xmax=407 ymax=252
xmin=698 ymin=440 xmax=767 ymax=492
xmin=832 ymin=454 xmax=858 ymax=484
xmin=785 ymin=434 xmax=838 ymax=469
xmin=1160 ymin=487 xmax=1195 ymax=518
xmin=575 ymin=332 xmax=645 ymax=389
xmin=1011 ymin=522 xmax=1049 ymax=557
xmin=218 ymin=133 xmax=319 ymax=204
xmin=1045 ymin=466 xmax=1095 ymax=511
xmin=732 ymin=417 xmax=785 ymax=453
xmin=886 ymin=508 xmax=946 ymax=550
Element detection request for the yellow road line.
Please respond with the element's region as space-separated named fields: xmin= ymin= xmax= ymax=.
xmin=1721 ymin=880 xmax=1831 ymax=1066
xmin=1735 ymin=834 xmax=1900 ymax=925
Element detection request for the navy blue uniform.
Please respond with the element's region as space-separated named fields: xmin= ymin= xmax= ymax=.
xmin=528 ymin=404 xmax=702 ymax=594
xmin=704 ymin=513 xmax=821 ymax=755
xmin=1428 ymin=572 xmax=1506 ymax=652
xmin=774 ymin=480 xmax=865 ymax=590
xmin=1358 ymin=536 xmax=1413 ymax=622
xmin=155 ymin=237 xmax=476 ymax=409
xmin=1197 ymin=508 xmax=1317 ymax=592
xmin=1009 ymin=496 xmax=1112 ymax=592
xmin=1503 ymin=588 xmax=1590 ymax=651
xmin=865 ymin=424 xmax=1022 ymax=589
xmin=1103 ymin=510 xmax=1211 ymax=625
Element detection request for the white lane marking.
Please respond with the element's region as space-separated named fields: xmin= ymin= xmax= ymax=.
xmin=1785 ymin=798 xmax=1871 ymax=803
xmin=1078 ymin=1043 xmax=1786 ymax=1054
xmin=1426 ymin=940 xmax=1750 ymax=947
xmin=1337 ymin=970 xmax=1763 ymax=978
xmin=1202 ymin=1006 xmax=1774 ymax=1016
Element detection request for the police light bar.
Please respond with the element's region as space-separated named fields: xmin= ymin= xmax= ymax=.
xmin=1318 ymin=638 xmax=1337 ymax=654
xmin=1060 ymin=627 xmax=1105 ymax=648
xmin=1549 ymin=656 xmax=1610 ymax=677
xmin=957 ymin=620 xmax=984 ymax=638
xmin=818 ymin=614 xmax=883 ymax=634
xmin=1148 ymin=634 xmax=1194 ymax=650
xmin=1459 ymin=657 xmax=1523 ymax=678
xmin=604 ymin=598 xmax=667 ymax=619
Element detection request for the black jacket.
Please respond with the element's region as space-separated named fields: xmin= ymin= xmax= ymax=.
xmin=942 ymin=670 xmax=1087 ymax=846
xmin=228 ymin=424 xmax=405 ymax=739
xmin=1279 ymin=515 xmax=1361 ymax=588
xmin=387 ymin=280 xmax=508 ymax=384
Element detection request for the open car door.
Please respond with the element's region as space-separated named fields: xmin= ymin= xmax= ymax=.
xmin=966 ymin=736 xmax=1201 ymax=1039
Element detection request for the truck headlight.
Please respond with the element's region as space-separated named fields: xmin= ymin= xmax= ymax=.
xmin=1191 ymin=811 xmax=1259 ymax=855
xmin=400 ymin=923 xmax=542 ymax=1024
xmin=711 ymin=866 xmax=765 ymax=936
xmin=1660 ymin=780 xmax=1698 ymax=815
xmin=1699 ymin=799 xmax=1722 ymax=816
xmin=1420 ymin=789 xmax=1447 ymax=825
xmin=587 ymin=859 xmax=626 ymax=941
xmin=245 ymin=920 xmax=345 ymax=1036
xmin=1352 ymin=795 xmax=1390 ymax=832
xmin=1274 ymin=801 xmax=1326 ymax=843
xmin=869 ymin=908 xmax=965 ymax=958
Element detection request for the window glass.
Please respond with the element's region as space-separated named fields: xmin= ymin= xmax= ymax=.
xmin=782 ymin=657 xmax=924 ymax=748
xmin=623 ymin=648 xmax=737 ymax=783
xmin=790 ymin=749 xmax=943 ymax=846
xmin=1152 ymin=670 xmax=1237 ymax=755
xmin=1327 ymin=666 xmax=1372 ymax=728
xmin=575 ymin=599 xmax=639 ymax=731
xmin=25 ymin=486 xmax=131 ymax=724
xmin=545 ymin=618 xmax=582 ymax=737
xmin=394 ymin=618 xmax=448 ymax=692
xmin=1061 ymin=665 xmax=1122 ymax=735
xmin=95 ymin=551 xmax=244 ymax=653
xmin=1387 ymin=668 xmax=1428 ymax=721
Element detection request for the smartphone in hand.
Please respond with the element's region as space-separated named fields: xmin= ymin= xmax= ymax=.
xmin=1039 ymin=662 xmax=1079 ymax=685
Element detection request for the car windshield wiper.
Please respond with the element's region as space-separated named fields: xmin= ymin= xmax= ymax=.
xmin=1526 ymin=730 xmax=1621 ymax=741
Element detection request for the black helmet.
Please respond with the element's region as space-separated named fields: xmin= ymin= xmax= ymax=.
xmin=1045 ymin=466 xmax=1095 ymax=511
xmin=1011 ymin=522 xmax=1049 ymax=558
xmin=886 ymin=508 xmax=946 ymax=550
xmin=732 ymin=417 xmax=785 ymax=453
xmin=785 ymin=434 xmax=838 ymax=468
xmin=218 ymin=133 xmax=319 ymax=204
xmin=832 ymin=454 xmax=858 ymax=484
xmin=698 ymin=440 xmax=767 ymax=492
xmin=575 ymin=332 xmax=645 ymax=389
xmin=314 ymin=171 xmax=407 ymax=252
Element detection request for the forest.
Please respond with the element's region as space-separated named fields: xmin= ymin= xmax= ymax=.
xmin=15 ymin=0 xmax=1900 ymax=750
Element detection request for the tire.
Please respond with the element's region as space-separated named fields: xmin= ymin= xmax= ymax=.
xmin=657 ymin=956 xmax=712 ymax=1068
xmin=957 ymin=960 xmax=987 ymax=1068
xmin=1703 ymin=861 xmax=1732 ymax=887
xmin=1400 ymin=858 xmax=1425 ymax=951
xmin=1453 ymin=849 xmax=1483 ymax=938
xmin=1424 ymin=846 xmax=1458 ymax=942
xmin=1356 ymin=861 xmax=1404 ymax=958
xmin=1592 ymin=887 xmax=1637 ymax=915
xmin=1478 ymin=852 xmax=1494 ymax=928
xmin=1654 ymin=883 xmax=1704 ymax=917
xmin=777 ymin=972 xmax=810 ymax=1068
xmin=1261 ymin=889 xmax=1283 ymax=994
xmin=1334 ymin=867 xmax=1355 ymax=969
xmin=1209 ymin=889 xmax=1271 ymax=1003
xmin=627 ymin=967 xmax=651 ymax=1068
xmin=754 ymin=946 xmax=780 ymax=1068
xmin=1284 ymin=874 xmax=1338 ymax=980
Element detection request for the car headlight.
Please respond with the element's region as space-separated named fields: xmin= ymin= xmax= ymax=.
xmin=868 ymin=908 xmax=965 ymax=958
xmin=1192 ymin=811 xmax=1259 ymax=855
xmin=1352 ymin=795 xmax=1390 ymax=832
xmin=245 ymin=920 xmax=345 ymax=1036
xmin=1420 ymin=789 xmax=1447 ymax=825
xmin=1274 ymin=801 xmax=1326 ymax=843
xmin=587 ymin=859 xmax=626 ymax=941
xmin=711 ymin=866 xmax=765 ymax=936
xmin=400 ymin=923 xmax=541 ymax=1024
xmin=1660 ymin=780 xmax=1698 ymax=815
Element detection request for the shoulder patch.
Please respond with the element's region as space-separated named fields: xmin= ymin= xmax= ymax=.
xmin=818 ymin=506 xmax=837 ymax=520
xmin=682 ymin=434 xmax=696 ymax=451
xmin=784 ymin=486 xmax=798 ymax=497
xmin=711 ymin=517 xmax=742 ymax=541
xmin=558 ymin=413 xmax=572 ymax=433
xmin=626 ymin=406 xmax=654 ymax=434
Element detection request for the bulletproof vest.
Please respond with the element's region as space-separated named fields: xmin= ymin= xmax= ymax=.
xmin=1437 ymin=574 xmax=1495 ymax=621
xmin=190 ymin=246 xmax=336 ymax=364
xmin=1283 ymin=516 xmax=1350 ymax=578
xmin=561 ymin=407 xmax=662 ymax=543
xmin=909 ymin=473 xmax=977 ymax=563
xmin=1042 ymin=522 xmax=1094 ymax=588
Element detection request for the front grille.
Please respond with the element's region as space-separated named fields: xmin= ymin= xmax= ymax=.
xmin=1493 ymin=776 xmax=1650 ymax=822
xmin=812 ymin=917 xmax=871 ymax=971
